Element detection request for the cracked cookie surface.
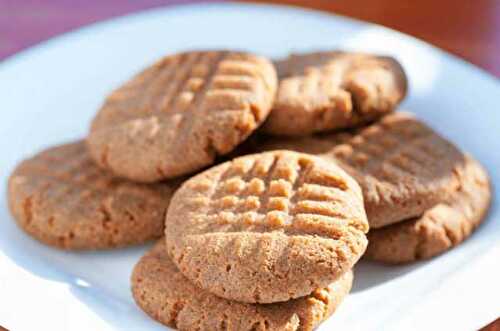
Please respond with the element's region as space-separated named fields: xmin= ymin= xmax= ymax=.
xmin=132 ymin=240 xmax=353 ymax=331
xmin=257 ymin=113 xmax=467 ymax=228
xmin=263 ymin=51 xmax=407 ymax=136
xmin=365 ymin=155 xmax=491 ymax=263
xmin=88 ymin=50 xmax=277 ymax=182
xmin=165 ymin=150 xmax=367 ymax=303
xmin=8 ymin=141 xmax=180 ymax=249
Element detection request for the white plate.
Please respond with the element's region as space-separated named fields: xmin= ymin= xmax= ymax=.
xmin=0 ymin=3 xmax=499 ymax=331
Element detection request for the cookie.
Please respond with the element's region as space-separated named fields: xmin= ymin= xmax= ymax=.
xmin=165 ymin=150 xmax=368 ymax=303
xmin=87 ymin=50 xmax=277 ymax=183
xmin=132 ymin=240 xmax=353 ymax=331
xmin=8 ymin=141 xmax=180 ymax=249
xmin=365 ymin=155 xmax=491 ymax=263
xmin=263 ymin=51 xmax=407 ymax=136
xmin=257 ymin=112 xmax=467 ymax=229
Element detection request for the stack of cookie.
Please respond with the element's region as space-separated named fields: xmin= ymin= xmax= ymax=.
xmin=250 ymin=51 xmax=491 ymax=264
xmin=7 ymin=50 xmax=491 ymax=331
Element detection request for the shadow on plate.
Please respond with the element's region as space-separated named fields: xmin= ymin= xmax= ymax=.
xmin=351 ymin=259 xmax=421 ymax=293
xmin=67 ymin=284 xmax=168 ymax=330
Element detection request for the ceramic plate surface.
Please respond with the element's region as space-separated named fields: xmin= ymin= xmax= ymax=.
xmin=0 ymin=3 xmax=499 ymax=331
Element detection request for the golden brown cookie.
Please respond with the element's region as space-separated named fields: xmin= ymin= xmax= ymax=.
xmin=8 ymin=141 xmax=180 ymax=249
xmin=132 ymin=240 xmax=353 ymax=331
xmin=88 ymin=50 xmax=277 ymax=183
xmin=263 ymin=51 xmax=407 ymax=136
xmin=256 ymin=112 xmax=467 ymax=229
xmin=365 ymin=155 xmax=491 ymax=263
xmin=165 ymin=150 xmax=368 ymax=303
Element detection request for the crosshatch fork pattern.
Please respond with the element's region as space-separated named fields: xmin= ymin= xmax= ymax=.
xmin=258 ymin=113 xmax=456 ymax=184
xmin=97 ymin=50 xmax=274 ymax=128
xmin=12 ymin=142 xmax=171 ymax=197
xmin=88 ymin=50 xmax=277 ymax=182
xmin=319 ymin=113 xmax=465 ymax=189
xmin=256 ymin=112 xmax=466 ymax=228
xmin=8 ymin=141 xmax=179 ymax=249
xmin=263 ymin=52 xmax=407 ymax=136
xmin=182 ymin=151 xmax=368 ymax=237
xmin=329 ymin=115 xmax=441 ymax=179
xmin=165 ymin=150 xmax=368 ymax=303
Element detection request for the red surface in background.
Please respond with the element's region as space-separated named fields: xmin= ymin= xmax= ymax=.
xmin=2 ymin=0 xmax=500 ymax=77
xmin=0 ymin=0 xmax=208 ymax=60
xmin=248 ymin=0 xmax=500 ymax=77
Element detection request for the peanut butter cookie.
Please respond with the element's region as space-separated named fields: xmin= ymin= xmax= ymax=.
xmin=88 ymin=50 xmax=277 ymax=182
xmin=263 ymin=51 xmax=407 ymax=136
xmin=8 ymin=141 xmax=180 ymax=249
xmin=165 ymin=150 xmax=367 ymax=303
xmin=257 ymin=113 xmax=467 ymax=228
xmin=365 ymin=155 xmax=491 ymax=263
xmin=132 ymin=240 xmax=353 ymax=331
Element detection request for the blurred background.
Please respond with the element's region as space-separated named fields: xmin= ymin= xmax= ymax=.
xmin=1 ymin=0 xmax=499 ymax=76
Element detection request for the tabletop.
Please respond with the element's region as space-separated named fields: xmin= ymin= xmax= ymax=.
xmin=0 ymin=0 xmax=498 ymax=330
